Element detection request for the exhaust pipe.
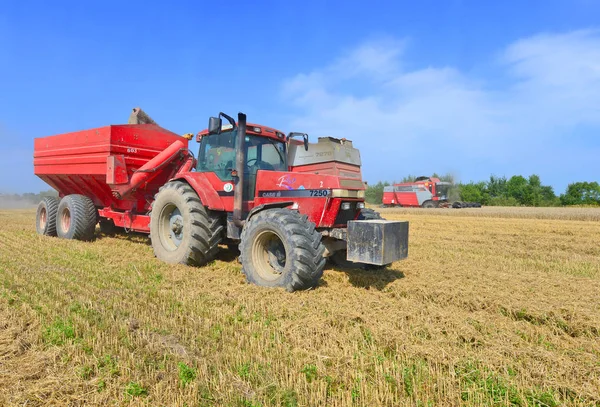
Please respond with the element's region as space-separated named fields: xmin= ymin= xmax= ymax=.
xmin=233 ymin=112 xmax=247 ymax=227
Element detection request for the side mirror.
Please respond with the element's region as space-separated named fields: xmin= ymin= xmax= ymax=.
xmin=288 ymin=132 xmax=310 ymax=151
xmin=208 ymin=117 xmax=222 ymax=135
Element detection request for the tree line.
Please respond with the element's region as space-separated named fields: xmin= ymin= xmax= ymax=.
xmin=366 ymin=174 xmax=600 ymax=206
xmin=3 ymin=178 xmax=600 ymax=208
xmin=0 ymin=189 xmax=58 ymax=207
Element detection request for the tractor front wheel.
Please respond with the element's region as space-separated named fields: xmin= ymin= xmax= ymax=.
xmin=150 ymin=181 xmax=223 ymax=266
xmin=36 ymin=196 xmax=59 ymax=236
xmin=239 ymin=209 xmax=326 ymax=292
xmin=56 ymin=195 xmax=98 ymax=241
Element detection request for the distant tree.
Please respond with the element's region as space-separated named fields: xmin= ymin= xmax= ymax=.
xmin=459 ymin=182 xmax=488 ymax=204
xmin=0 ymin=189 xmax=58 ymax=205
xmin=431 ymin=172 xmax=456 ymax=184
xmin=560 ymin=182 xmax=600 ymax=206
xmin=398 ymin=175 xmax=417 ymax=183
xmin=540 ymin=185 xmax=556 ymax=202
xmin=506 ymin=175 xmax=529 ymax=205
xmin=365 ymin=181 xmax=390 ymax=204
xmin=487 ymin=175 xmax=508 ymax=199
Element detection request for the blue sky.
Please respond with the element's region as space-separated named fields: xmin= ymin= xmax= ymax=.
xmin=1 ymin=0 xmax=599 ymax=194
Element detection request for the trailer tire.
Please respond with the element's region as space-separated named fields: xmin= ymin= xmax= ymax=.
xmin=240 ymin=208 xmax=325 ymax=292
xmin=422 ymin=200 xmax=436 ymax=208
xmin=36 ymin=196 xmax=59 ymax=236
xmin=56 ymin=195 xmax=98 ymax=241
xmin=150 ymin=181 xmax=223 ymax=266
xmin=329 ymin=208 xmax=386 ymax=270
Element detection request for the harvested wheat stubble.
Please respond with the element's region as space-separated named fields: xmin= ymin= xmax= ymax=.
xmin=379 ymin=205 xmax=600 ymax=221
xmin=0 ymin=208 xmax=599 ymax=406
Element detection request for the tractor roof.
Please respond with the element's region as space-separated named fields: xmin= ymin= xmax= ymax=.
xmin=196 ymin=123 xmax=286 ymax=142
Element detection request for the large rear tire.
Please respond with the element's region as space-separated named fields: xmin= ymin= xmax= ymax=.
xmin=239 ymin=209 xmax=326 ymax=292
xmin=36 ymin=197 xmax=59 ymax=236
xmin=56 ymin=195 xmax=98 ymax=241
xmin=150 ymin=181 xmax=223 ymax=266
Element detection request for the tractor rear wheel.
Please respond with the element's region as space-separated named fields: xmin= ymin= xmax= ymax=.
xmin=150 ymin=181 xmax=223 ymax=266
xmin=239 ymin=208 xmax=326 ymax=292
xmin=330 ymin=208 xmax=386 ymax=270
xmin=56 ymin=195 xmax=98 ymax=241
xmin=36 ymin=196 xmax=59 ymax=236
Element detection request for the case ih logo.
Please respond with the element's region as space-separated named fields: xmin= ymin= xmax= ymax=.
xmin=276 ymin=175 xmax=296 ymax=190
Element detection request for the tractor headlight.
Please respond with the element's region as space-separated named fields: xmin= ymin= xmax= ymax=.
xmin=341 ymin=202 xmax=351 ymax=210
xmin=357 ymin=202 xmax=365 ymax=209
xmin=331 ymin=189 xmax=365 ymax=198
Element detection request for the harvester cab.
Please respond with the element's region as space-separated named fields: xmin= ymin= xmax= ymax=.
xmin=33 ymin=110 xmax=409 ymax=292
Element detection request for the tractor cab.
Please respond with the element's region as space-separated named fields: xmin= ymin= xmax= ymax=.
xmin=434 ymin=182 xmax=451 ymax=199
xmin=195 ymin=112 xmax=369 ymax=230
xmin=196 ymin=123 xmax=287 ymax=198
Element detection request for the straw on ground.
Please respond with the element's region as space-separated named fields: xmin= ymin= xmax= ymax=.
xmin=0 ymin=208 xmax=599 ymax=406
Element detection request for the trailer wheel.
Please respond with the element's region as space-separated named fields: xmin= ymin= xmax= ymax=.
xmin=36 ymin=196 xmax=59 ymax=236
xmin=56 ymin=195 xmax=98 ymax=241
xmin=239 ymin=209 xmax=325 ymax=292
xmin=150 ymin=181 xmax=223 ymax=266
xmin=329 ymin=208 xmax=386 ymax=270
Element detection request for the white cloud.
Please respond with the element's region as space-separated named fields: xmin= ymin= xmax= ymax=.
xmin=281 ymin=31 xmax=600 ymax=188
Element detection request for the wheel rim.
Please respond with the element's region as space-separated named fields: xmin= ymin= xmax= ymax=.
xmin=61 ymin=208 xmax=71 ymax=232
xmin=159 ymin=204 xmax=184 ymax=251
xmin=252 ymin=230 xmax=287 ymax=281
xmin=39 ymin=207 xmax=47 ymax=230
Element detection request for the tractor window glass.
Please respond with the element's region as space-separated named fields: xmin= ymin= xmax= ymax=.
xmin=261 ymin=142 xmax=286 ymax=170
xmin=436 ymin=184 xmax=450 ymax=197
xmin=247 ymin=144 xmax=257 ymax=163
xmin=196 ymin=131 xmax=236 ymax=180
xmin=245 ymin=135 xmax=286 ymax=172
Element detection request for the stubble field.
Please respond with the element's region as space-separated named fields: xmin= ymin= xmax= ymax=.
xmin=0 ymin=207 xmax=599 ymax=406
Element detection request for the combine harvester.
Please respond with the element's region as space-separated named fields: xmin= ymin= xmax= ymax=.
xmin=33 ymin=108 xmax=409 ymax=291
xmin=382 ymin=176 xmax=481 ymax=208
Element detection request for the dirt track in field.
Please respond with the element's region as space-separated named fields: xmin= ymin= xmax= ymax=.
xmin=0 ymin=208 xmax=599 ymax=406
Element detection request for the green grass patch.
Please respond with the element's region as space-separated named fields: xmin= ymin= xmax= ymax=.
xmin=42 ymin=317 xmax=76 ymax=346
xmin=178 ymin=362 xmax=197 ymax=387
xmin=124 ymin=381 xmax=148 ymax=397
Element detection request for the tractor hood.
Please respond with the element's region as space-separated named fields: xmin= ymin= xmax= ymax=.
xmin=288 ymin=137 xmax=364 ymax=190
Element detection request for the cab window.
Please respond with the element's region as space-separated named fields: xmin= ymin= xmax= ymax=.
xmin=196 ymin=131 xmax=236 ymax=180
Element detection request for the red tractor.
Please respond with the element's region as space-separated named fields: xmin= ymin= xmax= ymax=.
xmin=33 ymin=110 xmax=409 ymax=291
xmin=382 ymin=176 xmax=452 ymax=208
